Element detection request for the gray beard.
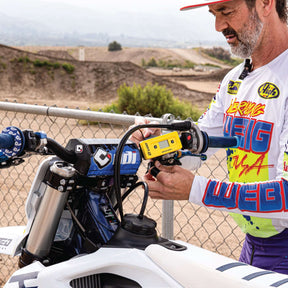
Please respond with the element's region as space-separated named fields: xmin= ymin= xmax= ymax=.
xmin=230 ymin=10 xmax=263 ymax=58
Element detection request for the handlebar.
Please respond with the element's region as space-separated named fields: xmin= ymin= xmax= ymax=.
xmin=208 ymin=136 xmax=238 ymax=148
xmin=46 ymin=138 xmax=77 ymax=164
xmin=0 ymin=124 xmax=239 ymax=162
xmin=0 ymin=127 xmax=77 ymax=165
xmin=0 ymin=124 xmax=239 ymax=169
xmin=0 ymin=133 xmax=15 ymax=149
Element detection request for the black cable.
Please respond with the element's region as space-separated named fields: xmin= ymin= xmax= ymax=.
xmin=137 ymin=181 xmax=149 ymax=219
xmin=66 ymin=201 xmax=100 ymax=250
xmin=114 ymin=121 xmax=192 ymax=223
xmin=113 ymin=181 xmax=149 ymax=219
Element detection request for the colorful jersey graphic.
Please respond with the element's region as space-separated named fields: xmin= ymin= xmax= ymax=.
xmin=190 ymin=50 xmax=288 ymax=238
xmin=224 ymin=104 xmax=274 ymax=182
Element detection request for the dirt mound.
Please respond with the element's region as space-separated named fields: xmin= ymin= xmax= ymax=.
xmin=0 ymin=44 xmax=218 ymax=110
xmin=21 ymin=46 xmax=214 ymax=66
xmin=37 ymin=50 xmax=76 ymax=60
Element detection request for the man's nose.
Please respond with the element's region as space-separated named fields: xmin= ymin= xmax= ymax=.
xmin=215 ymin=15 xmax=229 ymax=32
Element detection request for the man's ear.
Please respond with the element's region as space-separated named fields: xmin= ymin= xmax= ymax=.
xmin=258 ymin=0 xmax=274 ymax=16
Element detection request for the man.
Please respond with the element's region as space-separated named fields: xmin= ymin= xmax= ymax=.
xmin=131 ymin=0 xmax=288 ymax=273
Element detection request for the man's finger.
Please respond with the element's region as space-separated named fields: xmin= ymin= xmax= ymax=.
xmin=150 ymin=166 xmax=160 ymax=178
xmin=154 ymin=161 xmax=176 ymax=174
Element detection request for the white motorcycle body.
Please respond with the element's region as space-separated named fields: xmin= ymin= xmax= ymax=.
xmin=1 ymin=135 xmax=288 ymax=288
xmin=3 ymin=238 xmax=288 ymax=288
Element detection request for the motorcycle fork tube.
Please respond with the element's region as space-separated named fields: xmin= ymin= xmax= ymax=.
xmin=19 ymin=161 xmax=76 ymax=267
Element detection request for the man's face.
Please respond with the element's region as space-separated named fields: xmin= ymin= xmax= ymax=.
xmin=208 ymin=0 xmax=263 ymax=58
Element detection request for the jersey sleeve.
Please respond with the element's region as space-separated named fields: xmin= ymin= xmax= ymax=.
xmin=189 ymin=175 xmax=288 ymax=220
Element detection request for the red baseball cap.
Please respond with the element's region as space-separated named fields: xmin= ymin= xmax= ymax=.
xmin=180 ymin=0 xmax=232 ymax=10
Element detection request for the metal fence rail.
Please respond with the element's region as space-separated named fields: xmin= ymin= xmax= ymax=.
xmin=0 ymin=101 xmax=245 ymax=285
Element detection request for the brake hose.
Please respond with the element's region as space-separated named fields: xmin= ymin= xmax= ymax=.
xmin=114 ymin=121 xmax=193 ymax=223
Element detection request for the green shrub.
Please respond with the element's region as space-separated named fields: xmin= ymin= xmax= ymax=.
xmin=201 ymin=47 xmax=242 ymax=66
xmin=52 ymin=62 xmax=61 ymax=69
xmin=33 ymin=59 xmax=45 ymax=67
xmin=142 ymin=57 xmax=196 ymax=69
xmin=102 ymin=103 xmax=121 ymax=113
xmin=17 ymin=56 xmax=31 ymax=64
xmin=104 ymin=83 xmax=202 ymax=120
xmin=146 ymin=57 xmax=157 ymax=67
xmin=62 ymin=63 xmax=75 ymax=74
xmin=15 ymin=57 xmax=64 ymax=70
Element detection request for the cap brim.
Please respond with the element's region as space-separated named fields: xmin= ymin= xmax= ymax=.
xmin=180 ymin=0 xmax=232 ymax=10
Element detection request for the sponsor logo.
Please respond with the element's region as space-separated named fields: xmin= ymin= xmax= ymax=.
xmin=258 ymin=82 xmax=280 ymax=99
xmin=203 ymin=179 xmax=288 ymax=213
xmin=0 ymin=237 xmax=12 ymax=247
xmin=224 ymin=116 xmax=273 ymax=153
xmin=227 ymin=80 xmax=241 ymax=95
xmin=75 ymin=145 xmax=83 ymax=153
xmin=226 ymin=98 xmax=265 ymax=117
xmin=121 ymin=151 xmax=137 ymax=165
xmin=94 ymin=148 xmax=112 ymax=169
xmin=93 ymin=148 xmax=137 ymax=169
xmin=9 ymin=271 xmax=39 ymax=287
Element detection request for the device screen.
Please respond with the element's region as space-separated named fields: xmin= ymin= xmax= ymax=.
xmin=158 ymin=139 xmax=169 ymax=149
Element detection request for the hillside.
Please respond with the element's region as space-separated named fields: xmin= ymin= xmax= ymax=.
xmin=0 ymin=45 xmax=229 ymax=110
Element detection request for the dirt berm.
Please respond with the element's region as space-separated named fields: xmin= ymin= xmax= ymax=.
xmin=0 ymin=44 xmax=230 ymax=109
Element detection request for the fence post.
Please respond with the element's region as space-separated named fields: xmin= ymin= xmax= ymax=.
xmin=160 ymin=113 xmax=176 ymax=239
xmin=162 ymin=200 xmax=174 ymax=239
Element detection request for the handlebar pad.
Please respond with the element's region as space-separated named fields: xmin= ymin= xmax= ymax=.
xmin=0 ymin=127 xmax=25 ymax=159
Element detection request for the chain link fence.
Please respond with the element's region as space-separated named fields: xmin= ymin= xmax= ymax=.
xmin=0 ymin=101 xmax=245 ymax=285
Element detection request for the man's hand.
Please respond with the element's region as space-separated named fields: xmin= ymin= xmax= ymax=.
xmin=144 ymin=161 xmax=195 ymax=200
xmin=129 ymin=117 xmax=161 ymax=146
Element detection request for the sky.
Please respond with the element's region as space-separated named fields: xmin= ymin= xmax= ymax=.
xmin=37 ymin=0 xmax=216 ymax=24
xmin=40 ymin=0 xmax=207 ymax=13
xmin=0 ymin=0 xmax=226 ymax=47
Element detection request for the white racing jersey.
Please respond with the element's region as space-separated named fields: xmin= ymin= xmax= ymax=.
xmin=189 ymin=49 xmax=288 ymax=238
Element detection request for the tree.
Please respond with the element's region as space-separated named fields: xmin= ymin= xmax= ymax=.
xmin=108 ymin=41 xmax=122 ymax=52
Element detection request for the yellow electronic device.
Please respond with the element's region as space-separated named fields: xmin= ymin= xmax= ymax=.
xmin=139 ymin=131 xmax=182 ymax=160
